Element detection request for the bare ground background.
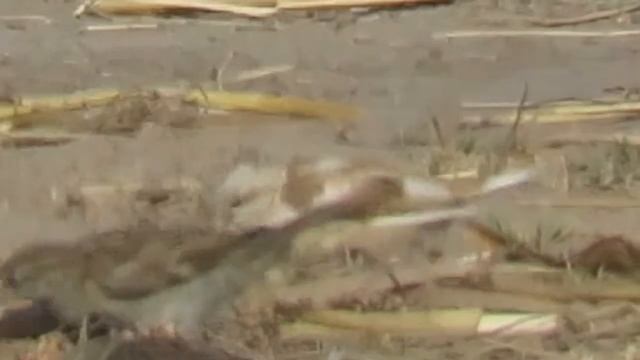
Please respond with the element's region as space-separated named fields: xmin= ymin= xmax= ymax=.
xmin=2 ymin=0 xmax=640 ymax=359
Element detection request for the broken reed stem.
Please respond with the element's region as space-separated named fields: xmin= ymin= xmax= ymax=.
xmin=280 ymin=310 xmax=559 ymax=341
xmin=278 ymin=0 xmax=448 ymax=10
xmin=504 ymin=82 xmax=528 ymax=151
xmin=183 ymin=89 xmax=360 ymax=120
xmin=83 ymin=23 xmax=159 ymax=31
xmin=460 ymin=99 xmax=640 ymax=128
xmin=517 ymin=197 xmax=640 ymax=208
xmin=78 ymin=0 xmax=450 ymax=17
xmin=231 ymin=64 xmax=294 ymax=83
xmin=0 ymin=85 xmax=359 ymax=128
xmin=487 ymin=263 xmax=640 ymax=302
xmin=543 ymin=133 xmax=640 ymax=148
xmin=433 ymin=2 xmax=640 ymax=33
xmin=80 ymin=0 xmax=277 ymax=18
xmin=525 ymin=2 xmax=640 ymax=27
xmin=462 ymin=98 xmax=593 ymax=109
xmin=0 ymin=88 xmax=122 ymax=121
xmin=0 ymin=131 xmax=89 ymax=148
xmin=0 ymin=15 xmax=52 ymax=24
xmin=432 ymin=29 xmax=640 ymax=40
xmin=413 ymin=285 xmax=564 ymax=313
xmin=299 ymin=309 xmax=482 ymax=336
xmin=430 ymin=115 xmax=445 ymax=148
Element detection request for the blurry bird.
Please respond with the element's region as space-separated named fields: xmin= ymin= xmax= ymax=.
xmin=0 ymin=155 xmax=536 ymax=341
xmin=0 ymin=174 xmax=403 ymax=339
xmin=216 ymin=155 xmax=536 ymax=233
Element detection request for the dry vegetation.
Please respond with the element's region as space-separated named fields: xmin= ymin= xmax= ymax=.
xmin=3 ymin=0 xmax=640 ymax=360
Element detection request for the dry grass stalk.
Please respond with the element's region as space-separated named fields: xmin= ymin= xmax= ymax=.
xmin=0 ymin=89 xmax=121 ymax=124
xmin=281 ymin=309 xmax=558 ymax=340
xmin=476 ymin=313 xmax=559 ymax=336
xmin=182 ymin=89 xmax=360 ymax=121
xmin=524 ymin=2 xmax=640 ymax=27
xmin=78 ymin=0 xmax=277 ymax=18
xmin=463 ymin=101 xmax=543 ymax=109
xmin=461 ymin=99 xmax=640 ymax=128
xmin=277 ymin=0 xmax=450 ymax=10
xmin=543 ymin=133 xmax=640 ymax=148
xmin=299 ymin=309 xmax=483 ymax=336
xmin=487 ymin=263 xmax=640 ymax=302
xmin=0 ymin=131 xmax=89 ymax=148
xmin=279 ymin=321 xmax=361 ymax=342
xmin=517 ymin=196 xmax=640 ymax=209
xmin=409 ymin=286 xmax=564 ymax=314
xmin=432 ymin=29 xmax=640 ymax=40
xmin=83 ymin=23 xmax=159 ymax=31
xmin=0 ymin=86 xmax=359 ymax=136
xmin=230 ymin=64 xmax=294 ymax=83
xmin=0 ymin=15 xmax=52 ymax=24
xmin=77 ymin=0 xmax=452 ymax=18
xmin=504 ymin=82 xmax=528 ymax=152
xmin=153 ymin=17 xmax=272 ymax=29
xmin=436 ymin=169 xmax=478 ymax=180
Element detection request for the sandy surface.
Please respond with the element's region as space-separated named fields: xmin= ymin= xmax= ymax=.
xmin=2 ymin=0 xmax=640 ymax=359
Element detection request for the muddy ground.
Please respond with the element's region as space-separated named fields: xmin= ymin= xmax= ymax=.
xmin=2 ymin=0 xmax=640 ymax=359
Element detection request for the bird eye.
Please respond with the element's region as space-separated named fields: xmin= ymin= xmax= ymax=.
xmin=1 ymin=271 xmax=17 ymax=288
xmin=230 ymin=197 xmax=244 ymax=208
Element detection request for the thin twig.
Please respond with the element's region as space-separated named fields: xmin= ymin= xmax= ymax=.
xmin=462 ymin=98 xmax=586 ymax=110
xmin=0 ymin=15 xmax=52 ymax=24
xmin=432 ymin=29 xmax=640 ymax=40
xmin=74 ymin=0 xmax=111 ymax=19
xmin=526 ymin=1 xmax=640 ymax=27
xmin=196 ymin=84 xmax=210 ymax=110
xmin=216 ymin=52 xmax=235 ymax=91
xmin=231 ymin=64 xmax=294 ymax=83
xmin=517 ymin=197 xmax=640 ymax=208
xmin=155 ymin=18 xmax=272 ymax=30
xmin=83 ymin=23 xmax=159 ymax=31
xmin=504 ymin=82 xmax=528 ymax=151
xmin=76 ymin=0 xmax=277 ymax=18
xmin=0 ymin=131 xmax=89 ymax=148
xmin=479 ymin=338 xmax=559 ymax=359
xmin=430 ymin=115 xmax=445 ymax=148
xmin=544 ymin=133 xmax=640 ymax=148
xmin=277 ymin=0 xmax=449 ymax=10
xmin=437 ymin=169 xmax=478 ymax=180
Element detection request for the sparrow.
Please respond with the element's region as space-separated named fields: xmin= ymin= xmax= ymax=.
xmin=216 ymin=155 xmax=536 ymax=234
xmin=0 ymin=152 xmax=536 ymax=342
xmin=0 ymin=175 xmax=400 ymax=339
xmin=217 ymin=156 xmax=536 ymax=295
